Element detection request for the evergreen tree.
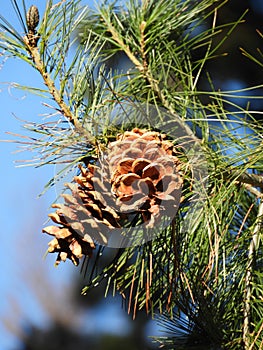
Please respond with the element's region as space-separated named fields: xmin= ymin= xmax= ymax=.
xmin=0 ymin=1 xmax=262 ymax=349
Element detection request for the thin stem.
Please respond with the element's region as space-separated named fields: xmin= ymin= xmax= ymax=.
xmin=222 ymin=169 xmax=263 ymax=190
xmin=24 ymin=43 xmax=96 ymax=144
xmin=242 ymin=184 xmax=263 ymax=198
xmin=139 ymin=20 xmax=148 ymax=74
xmin=248 ymin=321 xmax=263 ymax=350
xmin=243 ymin=199 xmax=263 ymax=348
xmin=105 ymin=19 xmax=181 ymax=118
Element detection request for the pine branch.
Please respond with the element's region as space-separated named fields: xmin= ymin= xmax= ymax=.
xmin=2 ymin=1 xmax=263 ymax=348
xmin=104 ymin=16 xmax=178 ymax=115
xmin=222 ymin=169 xmax=263 ymax=190
xmin=242 ymin=184 xmax=263 ymax=198
xmin=23 ymin=30 xmax=95 ymax=145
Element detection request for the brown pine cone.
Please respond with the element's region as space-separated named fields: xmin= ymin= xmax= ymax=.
xmin=43 ymin=128 xmax=183 ymax=265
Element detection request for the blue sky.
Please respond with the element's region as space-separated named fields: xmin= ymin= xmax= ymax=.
xmin=0 ymin=1 xmax=75 ymax=348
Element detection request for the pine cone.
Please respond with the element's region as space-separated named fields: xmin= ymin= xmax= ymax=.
xmin=43 ymin=164 xmax=120 ymax=266
xmin=106 ymin=128 xmax=182 ymax=227
xmin=26 ymin=5 xmax=39 ymax=32
xmin=43 ymin=128 xmax=183 ymax=265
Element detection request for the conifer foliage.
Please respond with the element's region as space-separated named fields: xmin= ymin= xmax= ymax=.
xmin=0 ymin=0 xmax=262 ymax=349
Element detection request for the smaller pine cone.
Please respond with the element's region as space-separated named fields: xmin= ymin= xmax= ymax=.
xmin=26 ymin=5 xmax=39 ymax=32
xmin=43 ymin=163 xmax=121 ymax=266
xmin=43 ymin=128 xmax=183 ymax=265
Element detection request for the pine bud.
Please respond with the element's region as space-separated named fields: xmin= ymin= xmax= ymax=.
xmin=26 ymin=5 xmax=39 ymax=32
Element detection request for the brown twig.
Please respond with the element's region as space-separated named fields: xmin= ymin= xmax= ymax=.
xmin=24 ymin=42 xmax=96 ymax=145
xmin=222 ymin=169 xmax=263 ymax=190
xmin=105 ymin=20 xmax=174 ymax=112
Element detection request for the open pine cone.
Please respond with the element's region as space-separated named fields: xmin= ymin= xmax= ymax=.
xmin=43 ymin=128 xmax=183 ymax=265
